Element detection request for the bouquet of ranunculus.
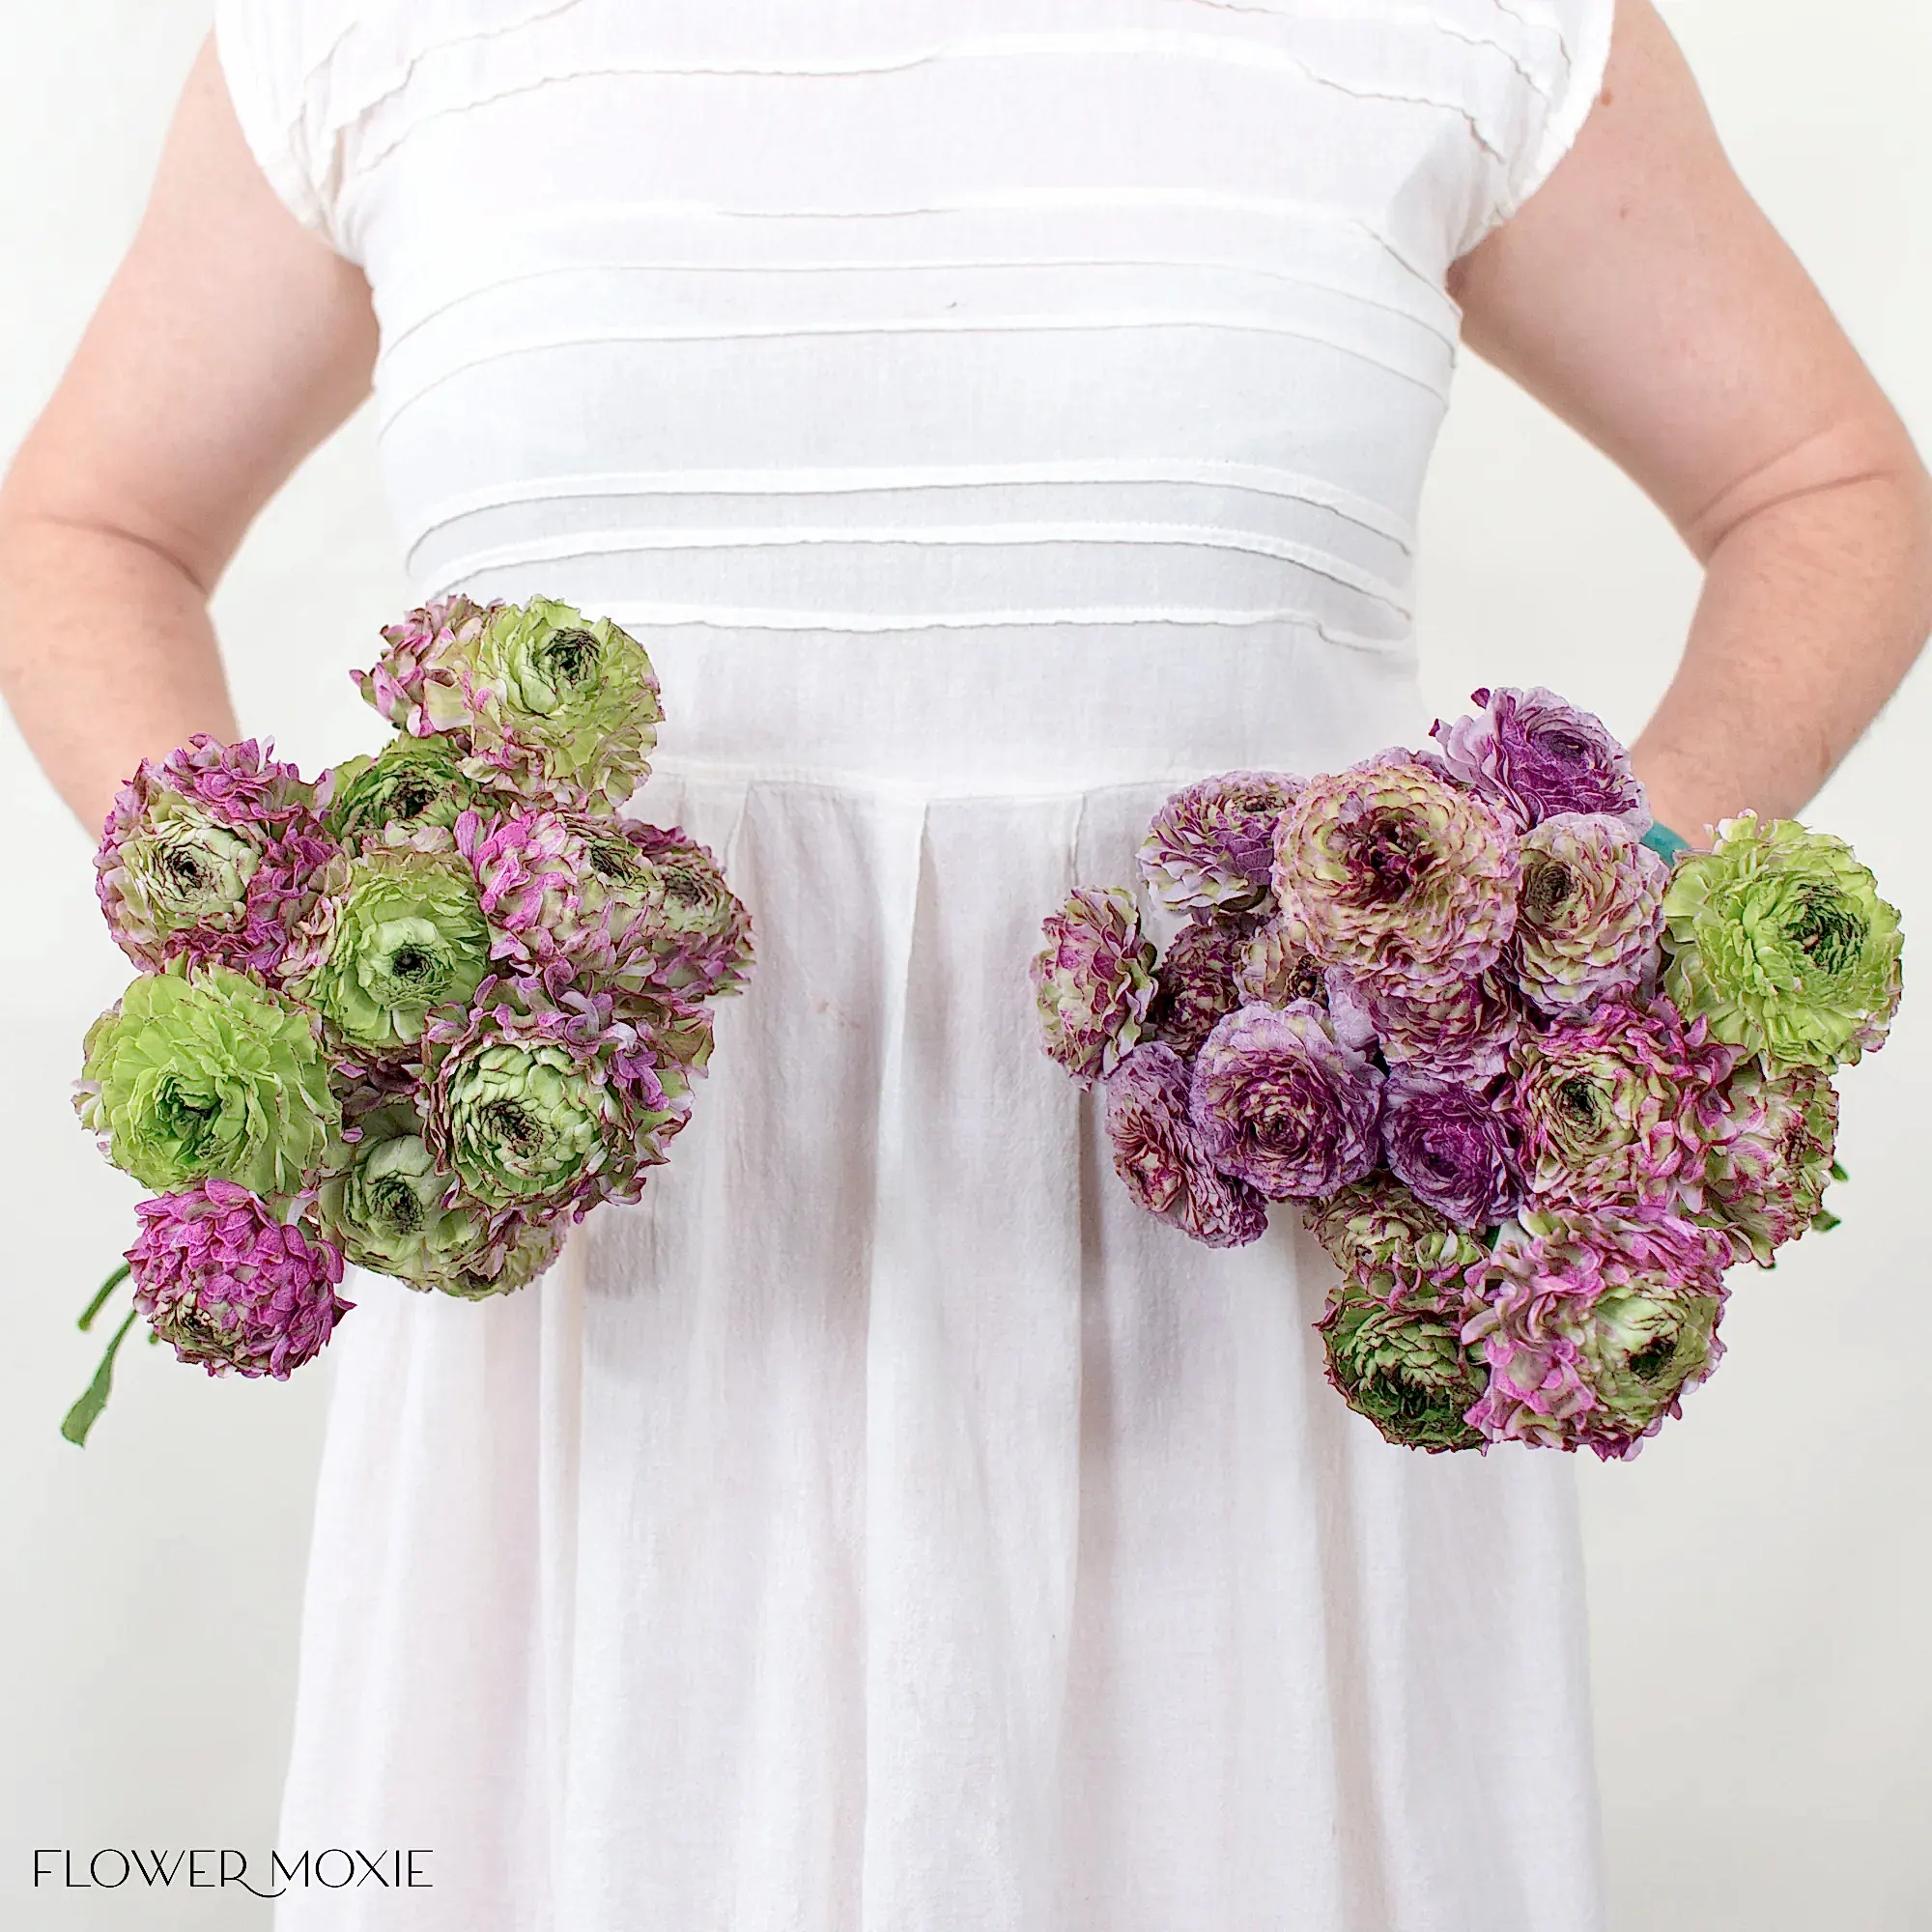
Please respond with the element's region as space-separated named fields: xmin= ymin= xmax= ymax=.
xmin=1032 ymin=687 xmax=1902 ymax=1460
xmin=65 ymin=596 xmax=751 ymax=1442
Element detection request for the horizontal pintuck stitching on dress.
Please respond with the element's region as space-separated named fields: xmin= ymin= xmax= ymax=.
xmin=373 ymin=252 xmax=1462 ymax=371
xmin=416 ymin=523 xmax=1413 ymax=616
xmin=370 ymin=190 xmax=1450 ymax=298
xmin=1169 ymin=0 xmax=1563 ymax=99
xmin=375 ymin=312 xmax=1453 ymax=436
xmin=335 ymin=31 xmax=1517 ymax=188
xmin=396 ymin=462 xmax=1418 ymax=570
xmin=542 ymin=601 xmax=1411 ymax=643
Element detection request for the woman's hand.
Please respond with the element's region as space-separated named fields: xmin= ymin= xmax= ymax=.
xmin=0 ymin=37 xmax=377 ymax=833
xmin=1450 ymin=0 xmax=1932 ymax=844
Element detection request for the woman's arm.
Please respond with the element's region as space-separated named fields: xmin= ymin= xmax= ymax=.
xmin=1450 ymin=0 xmax=1932 ymax=842
xmin=0 ymin=38 xmax=378 ymax=833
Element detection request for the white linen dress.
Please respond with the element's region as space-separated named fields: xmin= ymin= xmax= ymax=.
xmin=214 ymin=2 xmax=1615 ymax=1925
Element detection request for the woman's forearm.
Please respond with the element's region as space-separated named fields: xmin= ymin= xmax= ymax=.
xmin=0 ymin=507 xmax=236 ymax=836
xmin=1631 ymin=461 xmax=1932 ymax=843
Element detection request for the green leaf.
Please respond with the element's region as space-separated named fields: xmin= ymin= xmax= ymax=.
xmin=60 ymin=1310 xmax=140 ymax=1448
xmin=78 ymin=1262 xmax=131 ymax=1333
xmin=1829 ymin=1161 xmax=1849 ymax=1184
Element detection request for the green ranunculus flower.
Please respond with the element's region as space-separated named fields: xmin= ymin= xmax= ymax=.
xmin=289 ymin=838 xmax=492 ymax=1055
xmin=437 ymin=1041 xmax=612 ymax=1207
xmin=326 ymin=736 xmax=478 ymax=850
xmin=1577 ymin=1283 xmax=1723 ymax=1438
xmin=75 ymin=965 xmax=338 ymax=1197
xmin=463 ymin=599 xmax=663 ymax=804
xmin=439 ymin=1213 xmax=570 ymax=1301
xmin=1306 ymin=1173 xmax=1490 ymax=1304
xmin=1318 ymin=1282 xmax=1488 ymax=1453
xmin=313 ymin=1101 xmax=494 ymax=1285
xmin=112 ymin=790 xmax=260 ymax=946
xmin=1663 ymin=813 xmax=1903 ymax=1069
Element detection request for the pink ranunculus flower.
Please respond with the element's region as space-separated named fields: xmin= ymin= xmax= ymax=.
xmin=1461 ymin=1208 xmax=1730 ymax=1460
xmin=1500 ymin=995 xmax=1742 ymax=1217
xmin=95 ymin=735 xmax=337 ymax=979
xmin=128 ymin=1179 xmax=352 ymax=1379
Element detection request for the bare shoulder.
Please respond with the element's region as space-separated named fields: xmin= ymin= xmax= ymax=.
xmin=1449 ymin=0 xmax=1921 ymax=557
xmin=0 ymin=37 xmax=378 ymax=592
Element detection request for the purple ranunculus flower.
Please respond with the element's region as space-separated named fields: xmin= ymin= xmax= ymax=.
xmin=1146 ymin=917 xmax=1252 ymax=1058
xmin=1189 ymin=1000 xmax=1384 ymax=1201
xmin=1323 ymin=966 xmax=1522 ymax=1083
xmin=1271 ymin=753 xmax=1522 ymax=998
xmin=1030 ymin=887 xmax=1158 ymax=1088
xmin=128 ymin=1179 xmax=353 ymax=1378
xmin=1430 ymin=686 xmax=1651 ymax=834
xmin=1140 ymin=771 xmax=1304 ymax=914
xmin=1103 ymin=1042 xmax=1270 ymax=1248
xmin=95 ymin=735 xmax=337 ymax=979
xmin=1379 ymin=1070 xmax=1522 ymax=1229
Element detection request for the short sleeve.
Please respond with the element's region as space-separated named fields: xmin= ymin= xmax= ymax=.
xmin=213 ymin=0 xmax=341 ymax=246
xmin=1454 ymin=0 xmax=1617 ymax=258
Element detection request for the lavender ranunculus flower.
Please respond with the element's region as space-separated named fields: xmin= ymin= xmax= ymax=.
xmin=1146 ymin=918 xmax=1250 ymax=1057
xmin=1430 ymin=686 xmax=1651 ymax=834
xmin=1323 ymin=966 xmax=1521 ymax=1083
xmin=128 ymin=1179 xmax=352 ymax=1378
xmin=1103 ymin=1043 xmax=1269 ymax=1248
xmin=1189 ymin=1001 xmax=1383 ymax=1201
xmin=1234 ymin=918 xmax=1330 ymax=1009
xmin=95 ymin=736 xmax=336 ymax=979
xmin=1305 ymin=1173 xmax=1491 ymax=1309
xmin=1462 ymin=1208 xmax=1729 ymax=1460
xmin=1501 ymin=995 xmax=1741 ymax=1216
xmin=1378 ymin=1070 xmax=1522 ymax=1230
xmin=1271 ymin=753 xmax=1521 ymax=998
xmin=1140 ymin=772 xmax=1303 ymax=915
xmin=1030 ymin=887 xmax=1158 ymax=1088
xmin=1702 ymin=1057 xmax=1842 ymax=1265
xmin=1512 ymin=812 xmax=1668 ymax=1014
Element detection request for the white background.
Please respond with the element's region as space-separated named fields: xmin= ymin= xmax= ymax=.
xmin=1 ymin=3 xmax=1926 ymax=1925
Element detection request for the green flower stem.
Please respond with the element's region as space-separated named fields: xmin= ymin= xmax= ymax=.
xmin=78 ymin=1262 xmax=132 ymax=1333
xmin=61 ymin=1308 xmax=140 ymax=1448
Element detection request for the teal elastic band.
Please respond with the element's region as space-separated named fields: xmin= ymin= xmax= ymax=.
xmin=1640 ymin=822 xmax=1691 ymax=863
